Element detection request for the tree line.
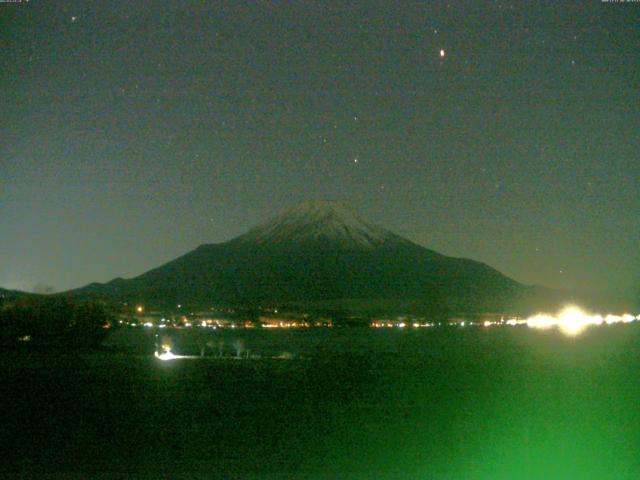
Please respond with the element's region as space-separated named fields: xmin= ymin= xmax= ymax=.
xmin=0 ymin=296 xmax=114 ymax=348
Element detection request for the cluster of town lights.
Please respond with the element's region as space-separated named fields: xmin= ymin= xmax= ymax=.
xmin=522 ymin=306 xmax=639 ymax=336
xmin=477 ymin=306 xmax=640 ymax=336
xmin=372 ymin=305 xmax=640 ymax=337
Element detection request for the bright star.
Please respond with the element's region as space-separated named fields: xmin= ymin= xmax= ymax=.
xmin=440 ymin=49 xmax=445 ymax=58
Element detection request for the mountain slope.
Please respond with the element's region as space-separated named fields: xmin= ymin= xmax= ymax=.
xmin=0 ymin=287 xmax=34 ymax=303
xmin=71 ymin=201 xmax=526 ymax=314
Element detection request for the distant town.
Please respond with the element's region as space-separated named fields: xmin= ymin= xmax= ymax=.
xmin=118 ymin=303 xmax=640 ymax=336
xmin=116 ymin=302 xmax=484 ymax=329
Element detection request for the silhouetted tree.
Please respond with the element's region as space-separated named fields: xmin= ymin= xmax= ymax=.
xmin=232 ymin=338 xmax=246 ymax=358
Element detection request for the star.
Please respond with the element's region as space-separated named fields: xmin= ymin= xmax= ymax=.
xmin=71 ymin=16 xmax=77 ymax=22
xmin=440 ymin=49 xmax=446 ymax=58
xmin=353 ymin=157 xmax=359 ymax=164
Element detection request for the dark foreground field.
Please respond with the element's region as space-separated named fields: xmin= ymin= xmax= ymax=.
xmin=2 ymin=326 xmax=640 ymax=479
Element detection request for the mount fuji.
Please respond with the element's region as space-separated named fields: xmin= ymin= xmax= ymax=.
xmin=72 ymin=201 xmax=531 ymax=315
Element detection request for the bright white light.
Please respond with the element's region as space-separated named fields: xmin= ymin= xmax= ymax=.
xmin=505 ymin=318 xmax=527 ymax=326
xmin=526 ymin=314 xmax=555 ymax=330
xmin=155 ymin=350 xmax=179 ymax=361
xmin=143 ymin=322 xmax=153 ymax=328
xmin=605 ymin=314 xmax=619 ymax=325
xmin=557 ymin=306 xmax=589 ymax=336
xmin=440 ymin=49 xmax=445 ymax=57
xmin=525 ymin=305 xmax=639 ymax=337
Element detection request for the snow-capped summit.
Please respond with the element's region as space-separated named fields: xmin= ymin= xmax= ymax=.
xmin=236 ymin=200 xmax=399 ymax=248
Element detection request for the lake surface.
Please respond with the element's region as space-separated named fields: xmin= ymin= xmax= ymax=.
xmin=3 ymin=325 xmax=640 ymax=479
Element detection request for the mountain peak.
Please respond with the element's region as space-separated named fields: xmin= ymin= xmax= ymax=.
xmin=235 ymin=200 xmax=398 ymax=248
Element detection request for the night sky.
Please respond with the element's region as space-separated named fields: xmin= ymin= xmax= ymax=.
xmin=1 ymin=0 xmax=638 ymax=296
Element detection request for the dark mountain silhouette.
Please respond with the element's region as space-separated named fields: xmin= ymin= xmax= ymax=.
xmin=69 ymin=201 xmax=537 ymax=315
xmin=0 ymin=287 xmax=34 ymax=303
